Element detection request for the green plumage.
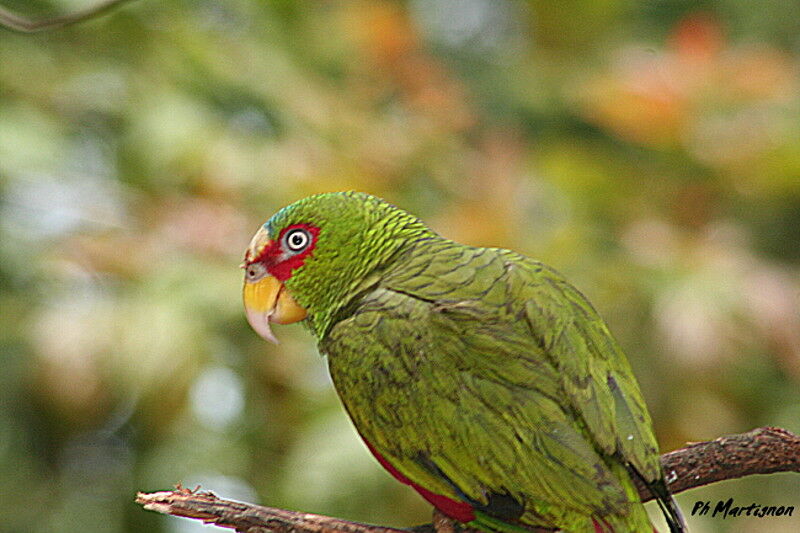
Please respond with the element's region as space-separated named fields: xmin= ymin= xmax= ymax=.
xmin=261 ymin=192 xmax=684 ymax=533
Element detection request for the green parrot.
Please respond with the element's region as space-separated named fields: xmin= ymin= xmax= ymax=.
xmin=242 ymin=191 xmax=685 ymax=533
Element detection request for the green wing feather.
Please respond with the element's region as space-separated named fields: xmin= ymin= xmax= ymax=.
xmin=322 ymin=239 xmax=667 ymax=532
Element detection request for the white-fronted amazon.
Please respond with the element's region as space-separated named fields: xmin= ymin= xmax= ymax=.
xmin=242 ymin=191 xmax=685 ymax=533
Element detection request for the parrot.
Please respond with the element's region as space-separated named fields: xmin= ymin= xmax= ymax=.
xmin=242 ymin=191 xmax=686 ymax=533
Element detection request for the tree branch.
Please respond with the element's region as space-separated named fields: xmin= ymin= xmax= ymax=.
xmin=0 ymin=0 xmax=136 ymax=33
xmin=136 ymin=426 xmax=800 ymax=533
xmin=648 ymin=426 xmax=800 ymax=495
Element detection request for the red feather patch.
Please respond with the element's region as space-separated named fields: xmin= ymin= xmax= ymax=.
xmin=252 ymin=224 xmax=320 ymax=281
xmin=363 ymin=440 xmax=476 ymax=523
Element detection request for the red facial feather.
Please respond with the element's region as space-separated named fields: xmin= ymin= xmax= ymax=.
xmin=252 ymin=224 xmax=320 ymax=282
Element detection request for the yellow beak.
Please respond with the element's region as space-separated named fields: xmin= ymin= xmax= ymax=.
xmin=243 ymin=275 xmax=307 ymax=344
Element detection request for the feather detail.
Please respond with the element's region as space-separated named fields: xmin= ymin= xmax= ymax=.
xmin=363 ymin=440 xmax=476 ymax=522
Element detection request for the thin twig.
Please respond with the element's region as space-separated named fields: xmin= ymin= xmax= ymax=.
xmin=0 ymin=0 xmax=137 ymax=33
xmin=136 ymin=426 xmax=800 ymax=533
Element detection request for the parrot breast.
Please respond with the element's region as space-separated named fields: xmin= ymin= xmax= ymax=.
xmin=363 ymin=440 xmax=476 ymax=522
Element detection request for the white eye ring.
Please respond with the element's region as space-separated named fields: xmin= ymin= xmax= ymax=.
xmin=245 ymin=262 xmax=267 ymax=282
xmin=284 ymin=228 xmax=311 ymax=252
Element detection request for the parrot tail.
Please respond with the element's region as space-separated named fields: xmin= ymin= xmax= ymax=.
xmin=653 ymin=491 xmax=686 ymax=533
xmin=630 ymin=467 xmax=687 ymax=533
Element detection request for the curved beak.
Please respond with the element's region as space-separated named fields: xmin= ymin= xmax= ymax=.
xmin=243 ymin=275 xmax=308 ymax=344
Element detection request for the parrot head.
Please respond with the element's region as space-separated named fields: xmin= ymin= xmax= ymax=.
xmin=242 ymin=191 xmax=430 ymax=342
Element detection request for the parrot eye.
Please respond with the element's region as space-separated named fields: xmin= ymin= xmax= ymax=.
xmin=245 ymin=262 xmax=267 ymax=282
xmin=283 ymin=228 xmax=312 ymax=253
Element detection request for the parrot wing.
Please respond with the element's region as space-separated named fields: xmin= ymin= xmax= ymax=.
xmin=501 ymin=250 xmax=683 ymax=531
xmin=504 ymin=249 xmax=663 ymax=480
xmin=322 ymin=243 xmax=660 ymax=530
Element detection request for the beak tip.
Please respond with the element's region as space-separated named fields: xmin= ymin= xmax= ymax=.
xmin=245 ymin=308 xmax=280 ymax=344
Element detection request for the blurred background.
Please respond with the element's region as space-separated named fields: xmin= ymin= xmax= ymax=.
xmin=1 ymin=1 xmax=799 ymax=532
